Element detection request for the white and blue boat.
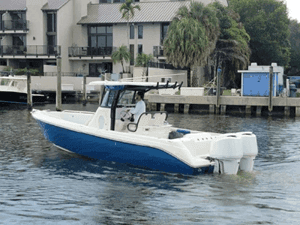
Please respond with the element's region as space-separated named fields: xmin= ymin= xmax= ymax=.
xmin=31 ymin=81 xmax=258 ymax=175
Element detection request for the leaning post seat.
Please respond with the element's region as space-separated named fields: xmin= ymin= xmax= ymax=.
xmin=127 ymin=111 xmax=170 ymax=138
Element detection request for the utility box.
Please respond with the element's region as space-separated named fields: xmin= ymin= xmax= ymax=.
xmin=238 ymin=63 xmax=284 ymax=97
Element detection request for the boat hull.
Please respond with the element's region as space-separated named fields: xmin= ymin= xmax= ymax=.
xmin=36 ymin=119 xmax=214 ymax=175
xmin=0 ymin=91 xmax=45 ymax=104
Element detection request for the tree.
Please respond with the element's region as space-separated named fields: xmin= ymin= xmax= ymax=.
xmin=135 ymin=53 xmax=153 ymax=67
xmin=287 ymin=19 xmax=300 ymax=76
xmin=210 ymin=2 xmax=251 ymax=88
xmin=163 ymin=2 xmax=219 ymax=86
xmin=229 ymin=0 xmax=290 ymax=68
xmin=111 ymin=45 xmax=130 ymax=73
xmin=136 ymin=53 xmax=154 ymax=81
xmin=120 ymin=0 xmax=141 ymax=47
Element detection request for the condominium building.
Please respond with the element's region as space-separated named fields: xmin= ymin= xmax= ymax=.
xmin=0 ymin=0 xmax=227 ymax=77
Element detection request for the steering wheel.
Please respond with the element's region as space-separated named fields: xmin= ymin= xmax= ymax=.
xmin=120 ymin=108 xmax=132 ymax=121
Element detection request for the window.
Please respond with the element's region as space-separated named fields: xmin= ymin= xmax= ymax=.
xmin=13 ymin=35 xmax=26 ymax=46
xmin=161 ymin=23 xmax=169 ymax=45
xmin=47 ymin=13 xmax=56 ymax=32
xmin=117 ymin=90 xmax=135 ymax=106
xmin=47 ymin=35 xmax=57 ymax=54
xmin=89 ymin=63 xmax=112 ymax=77
xmin=0 ymin=13 xmax=3 ymax=30
xmin=10 ymin=12 xmax=26 ymax=30
xmin=130 ymin=45 xmax=134 ymax=65
xmin=130 ymin=24 xmax=134 ymax=39
xmin=99 ymin=0 xmax=112 ymax=3
xmin=101 ymin=90 xmax=118 ymax=107
xmin=138 ymin=25 xmax=143 ymax=39
xmin=88 ymin=25 xmax=113 ymax=55
xmin=138 ymin=44 xmax=143 ymax=55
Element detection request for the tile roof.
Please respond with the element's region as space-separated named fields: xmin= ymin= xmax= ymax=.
xmin=77 ymin=1 xmax=191 ymax=24
xmin=0 ymin=0 xmax=26 ymax=11
xmin=77 ymin=0 xmax=228 ymax=25
xmin=41 ymin=0 xmax=70 ymax=11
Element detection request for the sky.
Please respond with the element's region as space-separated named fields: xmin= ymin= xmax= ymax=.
xmin=285 ymin=0 xmax=300 ymax=21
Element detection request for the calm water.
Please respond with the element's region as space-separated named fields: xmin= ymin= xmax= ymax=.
xmin=1 ymin=103 xmax=300 ymax=225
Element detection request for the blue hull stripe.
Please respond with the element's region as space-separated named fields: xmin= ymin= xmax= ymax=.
xmin=36 ymin=120 xmax=214 ymax=175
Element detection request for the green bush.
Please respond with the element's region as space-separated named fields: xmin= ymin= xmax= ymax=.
xmin=14 ymin=68 xmax=40 ymax=76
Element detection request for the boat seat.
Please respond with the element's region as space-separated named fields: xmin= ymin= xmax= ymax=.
xmin=127 ymin=111 xmax=168 ymax=132
xmin=152 ymin=112 xmax=167 ymax=126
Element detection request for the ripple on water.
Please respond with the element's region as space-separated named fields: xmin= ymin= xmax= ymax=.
xmin=1 ymin=104 xmax=300 ymax=224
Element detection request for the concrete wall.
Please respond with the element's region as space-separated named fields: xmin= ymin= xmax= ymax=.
xmin=44 ymin=65 xmax=57 ymax=73
xmin=57 ymin=0 xmax=74 ymax=73
xmin=31 ymin=76 xmax=103 ymax=91
xmin=113 ymin=23 xmax=161 ymax=74
xmin=72 ymin=0 xmax=90 ymax=47
xmin=132 ymin=67 xmax=187 ymax=86
xmin=26 ymin=0 xmax=47 ymax=47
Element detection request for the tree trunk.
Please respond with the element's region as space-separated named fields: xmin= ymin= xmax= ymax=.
xmin=127 ymin=21 xmax=129 ymax=48
xmin=187 ymin=67 xmax=191 ymax=87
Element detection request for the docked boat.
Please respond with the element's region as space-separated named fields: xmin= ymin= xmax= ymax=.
xmin=31 ymin=81 xmax=258 ymax=175
xmin=0 ymin=76 xmax=45 ymax=104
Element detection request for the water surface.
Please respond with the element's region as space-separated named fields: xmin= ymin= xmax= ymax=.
xmin=1 ymin=103 xmax=300 ymax=224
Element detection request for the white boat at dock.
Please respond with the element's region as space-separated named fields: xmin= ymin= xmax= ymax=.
xmin=0 ymin=76 xmax=45 ymax=104
xmin=31 ymin=81 xmax=258 ymax=175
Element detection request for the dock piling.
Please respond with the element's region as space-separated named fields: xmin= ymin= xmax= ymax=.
xmin=26 ymin=70 xmax=32 ymax=110
xmin=56 ymin=56 xmax=62 ymax=111
xmin=183 ymin=104 xmax=189 ymax=114
xmin=268 ymin=66 xmax=273 ymax=112
xmin=174 ymin=103 xmax=179 ymax=113
xmin=82 ymin=75 xmax=87 ymax=106
xmin=246 ymin=105 xmax=251 ymax=115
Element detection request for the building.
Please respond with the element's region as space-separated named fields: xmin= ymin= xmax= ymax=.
xmin=0 ymin=0 xmax=228 ymax=77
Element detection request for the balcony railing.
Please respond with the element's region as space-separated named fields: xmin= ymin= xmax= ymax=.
xmin=0 ymin=20 xmax=29 ymax=31
xmin=68 ymin=46 xmax=116 ymax=57
xmin=0 ymin=45 xmax=61 ymax=56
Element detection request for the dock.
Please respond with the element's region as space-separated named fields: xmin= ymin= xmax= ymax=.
xmin=145 ymin=95 xmax=300 ymax=117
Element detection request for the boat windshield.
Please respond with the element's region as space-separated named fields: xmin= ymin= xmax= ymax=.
xmin=101 ymin=89 xmax=136 ymax=108
xmin=101 ymin=90 xmax=117 ymax=107
xmin=117 ymin=90 xmax=135 ymax=106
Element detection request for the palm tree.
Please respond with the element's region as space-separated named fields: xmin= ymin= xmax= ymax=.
xmin=163 ymin=2 xmax=219 ymax=87
xmin=120 ymin=0 xmax=141 ymax=48
xmin=111 ymin=45 xmax=130 ymax=73
xmin=136 ymin=53 xmax=154 ymax=81
xmin=210 ymin=2 xmax=251 ymax=88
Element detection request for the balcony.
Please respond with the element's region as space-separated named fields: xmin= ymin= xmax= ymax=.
xmin=0 ymin=20 xmax=29 ymax=32
xmin=68 ymin=46 xmax=116 ymax=58
xmin=0 ymin=45 xmax=61 ymax=57
xmin=153 ymin=46 xmax=164 ymax=58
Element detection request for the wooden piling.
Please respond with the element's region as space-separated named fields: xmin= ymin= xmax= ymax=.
xmin=82 ymin=75 xmax=87 ymax=106
xmin=56 ymin=56 xmax=62 ymax=111
xmin=268 ymin=66 xmax=273 ymax=112
xmin=216 ymin=67 xmax=221 ymax=108
xmin=220 ymin=105 xmax=226 ymax=115
xmin=284 ymin=106 xmax=290 ymax=116
xmin=26 ymin=70 xmax=32 ymax=110
xmin=256 ymin=106 xmax=262 ymax=116
xmin=174 ymin=103 xmax=179 ymax=113
xmin=209 ymin=105 xmax=215 ymax=114
xmin=183 ymin=104 xmax=190 ymax=114
xmin=245 ymin=105 xmax=251 ymax=115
